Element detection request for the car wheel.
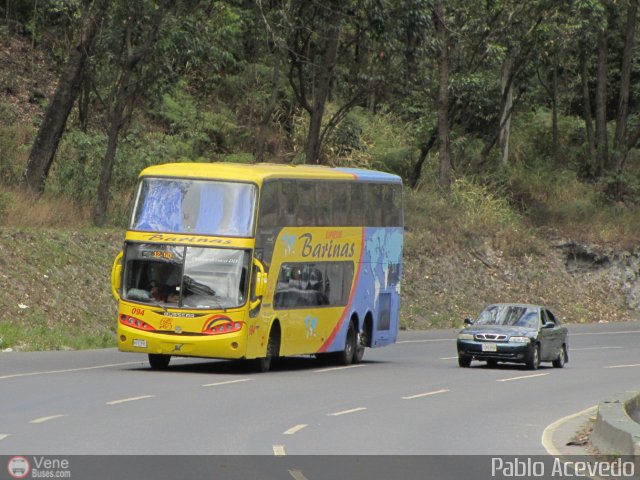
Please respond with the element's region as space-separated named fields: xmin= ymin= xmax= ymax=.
xmin=458 ymin=355 xmax=472 ymax=368
xmin=148 ymin=354 xmax=171 ymax=370
xmin=553 ymin=344 xmax=567 ymax=368
xmin=526 ymin=344 xmax=540 ymax=370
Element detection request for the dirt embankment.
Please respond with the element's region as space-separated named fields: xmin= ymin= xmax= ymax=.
xmin=401 ymin=234 xmax=638 ymax=329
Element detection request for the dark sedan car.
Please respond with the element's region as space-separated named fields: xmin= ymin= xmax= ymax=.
xmin=457 ymin=303 xmax=568 ymax=370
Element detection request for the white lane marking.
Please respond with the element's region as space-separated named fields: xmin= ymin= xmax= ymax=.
xmin=571 ymin=330 xmax=640 ymax=336
xmin=289 ymin=470 xmax=309 ymax=480
xmin=0 ymin=362 xmax=144 ymax=380
xmin=541 ymin=406 xmax=597 ymax=456
xmin=399 ymin=329 xmax=640 ymax=344
xmin=605 ymin=363 xmax=640 ymax=369
xmin=328 ymin=407 xmax=367 ymax=416
xmin=202 ymin=378 xmax=252 ymax=387
xmin=496 ymin=373 xmax=549 ymax=382
xmin=397 ymin=339 xmax=454 ymax=344
xmin=439 ymin=356 xmax=458 ymax=360
xmin=284 ymin=424 xmax=308 ymax=435
xmin=29 ymin=414 xmax=68 ymax=424
xmin=273 ymin=445 xmax=286 ymax=456
xmin=314 ymin=364 xmax=366 ymax=373
xmin=402 ymin=389 xmax=449 ymax=400
xmin=0 ymin=434 xmax=11 ymax=440
xmin=106 ymin=395 xmax=156 ymax=405
xmin=571 ymin=346 xmax=623 ymax=351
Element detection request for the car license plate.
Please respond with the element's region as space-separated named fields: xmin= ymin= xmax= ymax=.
xmin=482 ymin=343 xmax=497 ymax=352
xmin=133 ymin=339 xmax=147 ymax=348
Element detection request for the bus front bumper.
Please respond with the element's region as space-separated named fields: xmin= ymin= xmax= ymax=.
xmin=118 ymin=324 xmax=248 ymax=359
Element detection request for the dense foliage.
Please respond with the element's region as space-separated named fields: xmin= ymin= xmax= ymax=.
xmin=0 ymin=0 xmax=639 ymax=229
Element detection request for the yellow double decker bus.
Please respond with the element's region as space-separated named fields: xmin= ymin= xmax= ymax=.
xmin=111 ymin=163 xmax=403 ymax=372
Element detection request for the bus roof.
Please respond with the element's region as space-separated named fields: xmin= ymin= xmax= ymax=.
xmin=138 ymin=162 xmax=403 ymax=184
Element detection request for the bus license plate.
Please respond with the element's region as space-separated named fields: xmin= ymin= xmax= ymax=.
xmin=482 ymin=343 xmax=497 ymax=352
xmin=133 ymin=339 xmax=147 ymax=348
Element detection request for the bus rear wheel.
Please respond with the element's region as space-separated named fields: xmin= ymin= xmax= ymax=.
xmin=330 ymin=321 xmax=356 ymax=366
xmin=148 ymin=354 xmax=171 ymax=370
xmin=353 ymin=328 xmax=366 ymax=364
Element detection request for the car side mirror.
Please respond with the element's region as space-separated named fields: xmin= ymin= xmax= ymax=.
xmin=464 ymin=318 xmax=474 ymax=326
xmin=543 ymin=321 xmax=555 ymax=329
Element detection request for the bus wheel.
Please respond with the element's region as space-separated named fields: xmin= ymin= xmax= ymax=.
xmin=353 ymin=329 xmax=366 ymax=364
xmin=255 ymin=329 xmax=279 ymax=373
xmin=331 ymin=321 xmax=356 ymax=366
xmin=148 ymin=354 xmax=171 ymax=370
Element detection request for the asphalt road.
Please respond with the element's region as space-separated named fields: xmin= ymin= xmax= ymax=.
xmin=1 ymin=321 xmax=639 ymax=456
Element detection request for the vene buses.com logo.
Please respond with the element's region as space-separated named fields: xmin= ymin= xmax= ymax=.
xmin=7 ymin=456 xmax=30 ymax=479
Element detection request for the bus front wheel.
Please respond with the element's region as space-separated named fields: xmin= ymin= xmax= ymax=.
xmin=255 ymin=328 xmax=279 ymax=373
xmin=148 ymin=354 xmax=171 ymax=370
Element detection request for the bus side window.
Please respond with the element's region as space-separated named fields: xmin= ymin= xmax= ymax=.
xmin=366 ymin=184 xmax=384 ymax=227
xmin=296 ymin=181 xmax=315 ymax=226
xmin=258 ymin=182 xmax=278 ymax=228
xmin=316 ymin=182 xmax=331 ymax=226
xmin=280 ymin=180 xmax=298 ymax=226
xmin=386 ymin=184 xmax=403 ymax=227
xmin=331 ymin=182 xmax=350 ymax=226
xmin=349 ymin=183 xmax=365 ymax=226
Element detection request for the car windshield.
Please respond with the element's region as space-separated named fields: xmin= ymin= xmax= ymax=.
xmin=475 ymin=305 xmax=540 ymax=329
xmin=123 ymin=243 xmax=250 ymax=309
xmin=130 ymin=177 xmax=257 ymax=237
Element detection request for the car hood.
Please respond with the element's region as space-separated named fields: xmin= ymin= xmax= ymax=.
xmin=461 ymin=325 xmax=536 ymax=337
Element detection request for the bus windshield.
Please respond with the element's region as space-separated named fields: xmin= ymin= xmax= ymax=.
xmin=130 ymin=178 xmax=257 ymax=237
xmin=123 ymin=244 xmax=251 ymax=309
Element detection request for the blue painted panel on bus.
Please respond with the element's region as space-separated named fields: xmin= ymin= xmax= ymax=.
xmin=334 ymin=168 xmax=402 ymax=184
xmin=325 ymin=226 xmax=403 ymax=353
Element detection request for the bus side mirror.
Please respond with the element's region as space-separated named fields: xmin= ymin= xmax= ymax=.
xmin=111 ymin=251 xmax=123 ymax=300
xmin=255 ymin=271 xmax=268 ymax=297
xmin=251 ymin=257 xmax=268 ymax=304
xmin=250 ymin=258 xmax=268 ymax=311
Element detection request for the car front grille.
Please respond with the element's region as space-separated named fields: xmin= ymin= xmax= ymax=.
xmin=475 ymin=333 xmax=507 ymax=341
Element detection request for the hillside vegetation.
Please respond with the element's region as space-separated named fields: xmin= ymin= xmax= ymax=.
xmin=1 ymin=1 xmax=640 ymax=351
xmin=1 ymin=178 xmax=637 ymax=351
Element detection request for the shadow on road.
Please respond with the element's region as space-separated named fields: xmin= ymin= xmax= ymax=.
xmin=124 ymin=356 xmax=383 ymax=375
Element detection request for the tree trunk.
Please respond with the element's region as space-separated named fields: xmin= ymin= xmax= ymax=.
xmin=254 ymin=53 xmax=281 ymax=163
xmin=499 ymin=55 xmax=514 ymax=167
xmin=92 ymin=5 xmax=166 ymax=225
xmin=580 ymin=48 xmax=596 ymax=169
xmin=408 ymin=132 xmax=437 ymax=189
xmin=305 ymin=20 xmax=341 ymax=165
xmin=22 ymin=0 xmax=108 ymax=193
xmin=92 ymin=117 xmax=122 ymax=226
xmin=552 ymin=52 xmax=559 ymax=164
xmin=433 ymin=1 xmax=451 ymax=193
xmin=595 ymin=22 xmax=608 ymax=176
xmin=93 ymin=77 xmax=129 ymax=226
xmin=613 ymin=0 xmax=638 ymax=166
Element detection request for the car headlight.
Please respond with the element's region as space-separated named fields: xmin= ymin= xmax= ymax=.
xmin=458 ymin=333 xmax=474 ymax=340
xmin=508 ymin=336 xmax=530 ymax=343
